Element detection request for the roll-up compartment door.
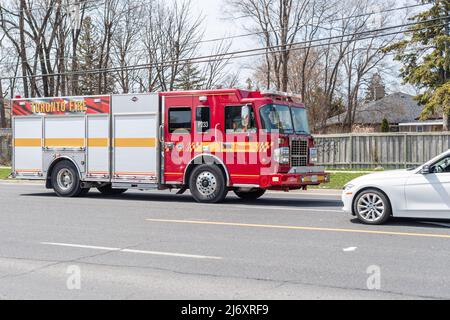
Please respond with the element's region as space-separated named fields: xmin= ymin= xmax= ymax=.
xmin=86 ymin=115 xmax=110 ymax=180
xmin=13 ymin=117 xmax=43 ymax=177
xmin=112 ymin=94 xmax=159 ymax=184
xmin=44 ymin=116 xmax=86 ymax=149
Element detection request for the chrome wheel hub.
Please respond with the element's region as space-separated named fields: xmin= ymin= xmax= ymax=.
xmin=196 ymin=172 xmax=217 ymax=196
xmin=57 ymin=169 xmax=74 ymax=191
xmin=357 ymin=193 xmax=385 ymax=222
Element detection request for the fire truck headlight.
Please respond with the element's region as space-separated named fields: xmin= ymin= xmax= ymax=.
xmin=309 ymin=148 xmax=318 ymax=164
xmin=274 ymin=147 xmax=290 ymax=164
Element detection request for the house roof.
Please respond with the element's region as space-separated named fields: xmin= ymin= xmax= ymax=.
xmin=326 ymin=93 xmax=424 ymax=126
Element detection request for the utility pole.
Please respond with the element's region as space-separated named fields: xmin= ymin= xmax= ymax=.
xmin=0 ymin=78 xmax=5 ymax=128
xmin=441 ymin=0 xmax=450 ymax=130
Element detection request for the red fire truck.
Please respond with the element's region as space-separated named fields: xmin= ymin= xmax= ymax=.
xmin=11 ymin=89 xmax=329 ymax=203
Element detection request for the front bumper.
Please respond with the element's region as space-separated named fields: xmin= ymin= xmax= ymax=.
xmin=260 ymin=171 xmax=330 ymax=189
xmin=342 ymin=190 xmax=354 ymax=214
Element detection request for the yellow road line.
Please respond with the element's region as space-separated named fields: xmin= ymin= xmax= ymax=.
xmin=145 ymin=219 xmax=450 ymax=239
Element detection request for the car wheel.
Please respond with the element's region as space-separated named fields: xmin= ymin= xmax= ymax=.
xmin=97 ymin=184 xmax=128 ymax=196
xmin=234 ymin=188 xmax=266 ymax=200
xmin=52 ymin=160 xmax=82 ymax=197
xmin=189 ymin=165 xmax=228 ymax=203
xmin=354 ymin=189 xmax=392 ymax=225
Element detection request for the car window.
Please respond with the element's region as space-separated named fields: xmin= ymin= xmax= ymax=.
xmin=169 ymin=107 xmax=192 ymax=133
xmin=432 ymin=156 xmax=450 ymax=173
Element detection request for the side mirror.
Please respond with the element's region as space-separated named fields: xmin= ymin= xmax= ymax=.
xmin=421 ymin=165 xmax=431 ymax=174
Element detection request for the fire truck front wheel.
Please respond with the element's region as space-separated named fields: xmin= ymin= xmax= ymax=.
xmin=189 ymin=165 xmax=228 ymax=203
xmin=51 ymin=160 xmax=82 ymax=198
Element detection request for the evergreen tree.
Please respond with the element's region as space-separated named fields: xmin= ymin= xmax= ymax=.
xmin=175 ymin=62 xmax=205 ymax=90
xmin=246 ymin=78 xmax=254 ymax=90
xmin=386 ymin=0 xmax=450 ymax=130
xmin=77 ymin=17 xmax=100 ymax=95
xmin=381 ymin=118 xmax=390 ymax=132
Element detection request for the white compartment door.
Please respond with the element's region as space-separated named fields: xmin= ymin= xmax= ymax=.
xmin=87 ymin=115 xmax=110 ymax=180
xmin=113 ymin=114 xmax=158 ymax=183
xmin=44 ymin=116 xmax=86 ymax=149
xmin=13 ymin=117 xmax=43 ymax=177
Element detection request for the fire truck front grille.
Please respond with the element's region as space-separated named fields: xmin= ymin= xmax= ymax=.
xmin=291 ymin=140 xmax=308 ymax=167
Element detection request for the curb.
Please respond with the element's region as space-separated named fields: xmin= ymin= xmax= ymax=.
xmin=268 ymin=189 xmax=341 ymax=196
xmin=0 ymin=180 xmax=343 ymax=195
xmin=0 ymin=179 xmax=41 ymax=185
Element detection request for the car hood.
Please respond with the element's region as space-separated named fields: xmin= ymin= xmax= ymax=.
xmin=348 ymin=169 xmax=414 ymax=186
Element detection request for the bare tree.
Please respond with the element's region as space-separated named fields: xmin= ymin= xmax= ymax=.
xmin=0 ymin=0 xmax=237 ymax=99
xmin=228 ymin=0 xmax=313 ymax=91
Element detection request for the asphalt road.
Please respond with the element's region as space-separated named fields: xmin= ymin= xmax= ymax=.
xmin=0 ymin=182 xmax=450 ymax=300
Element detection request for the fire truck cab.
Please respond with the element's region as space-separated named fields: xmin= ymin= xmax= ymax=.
xmin=11 ymin=89 xmax=329 ymax=203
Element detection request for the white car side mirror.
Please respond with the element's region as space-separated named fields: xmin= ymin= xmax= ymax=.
xmin=421 ymin=165 xmax=431 ymax=174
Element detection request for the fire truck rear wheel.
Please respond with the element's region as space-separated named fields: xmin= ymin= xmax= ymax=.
xmin=51 ymin=160 xmax=82 ymax=198
xmin=189 ymin=165 xmax=228 ymax=203
xmin=97 ymin=185 xmax=128 ymax=196
xmin=234 ymin=189 xmax=266 ymax=200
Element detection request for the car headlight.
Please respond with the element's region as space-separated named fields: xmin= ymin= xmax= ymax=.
xmin=343 ymin=184 xmax=355 ymax=191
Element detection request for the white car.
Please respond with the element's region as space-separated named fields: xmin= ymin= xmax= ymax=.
xmin=342 ymin=150 xmax=450 ymax=225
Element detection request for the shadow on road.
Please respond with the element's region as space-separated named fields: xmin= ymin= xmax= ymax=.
xmin=350 ymin=217 xmax=450 ymax=230
xmin=21 ymin=190 xmax=343 ymax=209
xmin=18 ymin=192 xmax=450 ymax=230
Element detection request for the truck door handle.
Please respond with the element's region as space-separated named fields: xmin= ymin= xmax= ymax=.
xmin=158 ymin=125 xmax=164 ymax=143
xmin=165 ymin=142 xmax=175 ymax=150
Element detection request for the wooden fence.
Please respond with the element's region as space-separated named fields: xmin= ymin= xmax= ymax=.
xmin=1 ymin=130 xmax=449 ymax=169
xmin=313 ymin=132 xmax=450 ymax=169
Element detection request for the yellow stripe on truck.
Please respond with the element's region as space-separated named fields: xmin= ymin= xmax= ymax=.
xmin=114 ymin=138 xmax=156 ymax=148
xmin=88 ymin=138 xmax=109 ymax=148
xmin=45 ymin=138 xmax=85 ymax=148
xmin=14 ymin=138 xmax=41 ymax=147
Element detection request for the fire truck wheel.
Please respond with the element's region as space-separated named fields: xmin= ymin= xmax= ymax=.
xmin=97 ymin=185 xmax=128 ymax=196
xmin=51 ymin=161 xmax=82 ymax=198
xmin=189 ymin=165 xmax=228 ymax=203
xmin=234 ymin=189 xmax=266 ymax=200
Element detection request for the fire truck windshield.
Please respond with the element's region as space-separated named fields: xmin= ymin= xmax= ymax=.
xmin=290 ymin=106 xmax=310 ymax=134
xmin=260 ymin=104 xmax=309 ymax=135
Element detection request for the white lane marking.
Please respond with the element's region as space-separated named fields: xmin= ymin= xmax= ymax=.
xmin=41 ymin=242 xmax=222 ymax=260
xmin=343 ymin=247 xmax=358 ymax=252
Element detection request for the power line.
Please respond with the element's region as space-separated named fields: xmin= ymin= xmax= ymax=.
xmin=1 ymin=18 xmax=446 ymax=82
xmin=214 ymin=2 xmax=431 ymax=44
xmin=0 ymin=2 xmax=434 ymax=68
xmin=0 ymin=0 xmax=104 ymax=15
